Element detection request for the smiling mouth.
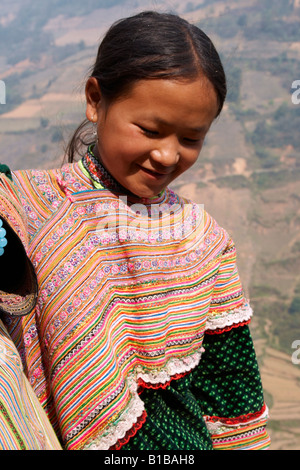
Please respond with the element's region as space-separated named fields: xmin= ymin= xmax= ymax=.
xmin=139 ymin=166 xmax=171 ymax=179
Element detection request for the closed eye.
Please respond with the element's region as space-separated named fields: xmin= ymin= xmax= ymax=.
xmin=182 ymin=137 xmax=203 ymax=146
xmin=138 ymin=125 xmax=158 ymax=137
xmin=184 ymin=137 xmax=200 ymax=143
xmin=137 ymin=124 xmax=203 ymax=146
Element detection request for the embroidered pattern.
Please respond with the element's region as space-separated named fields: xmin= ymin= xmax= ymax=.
xmin=2 ymin=153 xmax=269 ymax=450
xmin=0 ymin=320 xmax=61 ymax=449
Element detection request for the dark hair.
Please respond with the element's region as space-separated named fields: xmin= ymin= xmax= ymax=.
xmin=66 ymin=10 xmax=226 ymax=162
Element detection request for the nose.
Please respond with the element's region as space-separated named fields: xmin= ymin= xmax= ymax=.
xmin=150 ymin=138 xmax=180 ymax=168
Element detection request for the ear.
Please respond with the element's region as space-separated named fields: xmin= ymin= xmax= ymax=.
xmin=85 ymin=77 xmax=102 ymax=122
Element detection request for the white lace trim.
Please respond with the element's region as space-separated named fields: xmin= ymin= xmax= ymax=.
xmin=205 ymin=302 xmax=253 ymax=332
xmin=204 ymin=406 xmax=269 ymax=435
xmin=83 ymin=348 xmax=204 ymax=450
xmin=132 ymin=348 xmax=204 ymax=386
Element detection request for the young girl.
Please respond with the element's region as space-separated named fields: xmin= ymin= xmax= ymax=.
xmin=0 ymin=11 xmax=270 ymax=450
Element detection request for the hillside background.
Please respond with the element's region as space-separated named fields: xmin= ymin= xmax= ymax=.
xmin=0 ymin=0 xmax=300 ymax=450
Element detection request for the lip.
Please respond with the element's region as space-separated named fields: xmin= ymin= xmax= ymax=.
xmin=139 ymin=165 xmax=172 ymax=179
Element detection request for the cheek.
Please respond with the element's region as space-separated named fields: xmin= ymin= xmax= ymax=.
xmin=181 ymin=148 xmax=202 ymax=172
xmin=100 ymin=126 xmax=143 ymax=159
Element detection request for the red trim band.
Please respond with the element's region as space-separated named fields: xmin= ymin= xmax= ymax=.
xmin=205 ymin=319 xmax=251 ymax=335
xmin=109 ymin=410 xmax=147 ymax=450
xmin=205 ymin=403 xmax=267 ymax=425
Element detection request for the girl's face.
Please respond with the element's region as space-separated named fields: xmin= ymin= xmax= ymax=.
xmin=85 ymin=77 xmax=218 ymax=198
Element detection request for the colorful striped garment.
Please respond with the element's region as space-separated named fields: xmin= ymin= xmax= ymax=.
xmin=0 ymin=169 xmax=61 ymax=450
xmin=0 ymin=320 xmax=62 ymax=449
xmin=2 ymin=147 xmax=270 ymax=450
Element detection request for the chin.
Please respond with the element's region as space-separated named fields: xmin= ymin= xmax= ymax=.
xmin=131 ymin=190 xmax=157 ymax=199
xmin=124 ymin=182 xmax=163 ymax=199
xmin=136 ymin=188 xmax=163 ymax=199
